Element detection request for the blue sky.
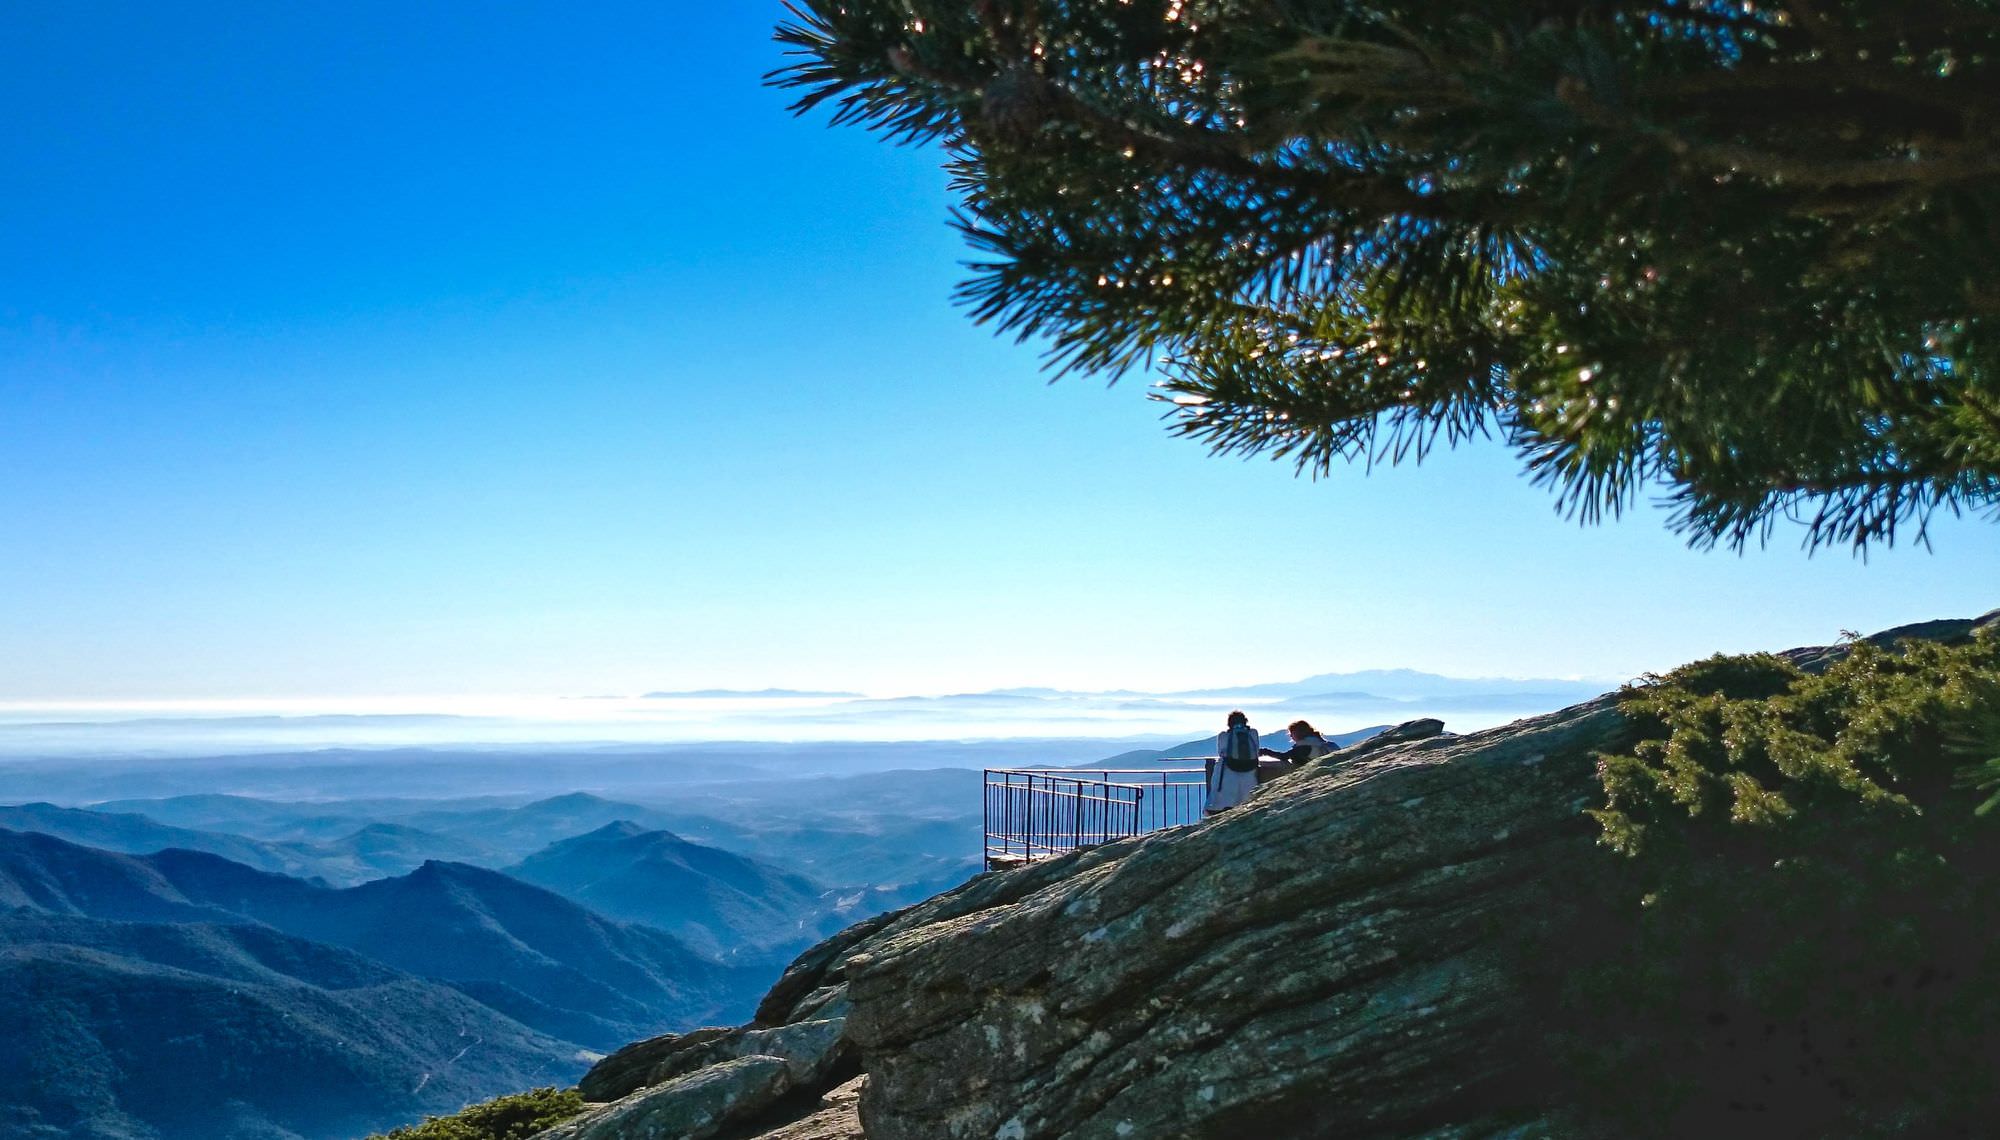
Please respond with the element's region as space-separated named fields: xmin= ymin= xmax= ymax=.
xmin=2 ymin=2 xmax=1994 ymax=706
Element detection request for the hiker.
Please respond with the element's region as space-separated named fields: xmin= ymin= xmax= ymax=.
xmin=1208 ymin=710 xmax=1262 ymax=814
xmin=1260 ymin=720 xmax=1339 ymax=772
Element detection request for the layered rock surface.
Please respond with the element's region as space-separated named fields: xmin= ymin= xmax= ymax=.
xmin=540 ymin=614 xmax=1995 ymax=1140
xmin=832 ymin=705 xmax=1608 ymax=1140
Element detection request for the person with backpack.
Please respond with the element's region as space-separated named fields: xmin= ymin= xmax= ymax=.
xmin=1207 ymin=710 xmax=1262 ymax=814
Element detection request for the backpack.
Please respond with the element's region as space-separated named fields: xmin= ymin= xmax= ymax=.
xmin=1222 ymin=724 xmax=1260 ymax=772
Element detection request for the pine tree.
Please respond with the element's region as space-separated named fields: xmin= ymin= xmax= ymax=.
xmin=773 ymin=0 xmax=2000 ymax=550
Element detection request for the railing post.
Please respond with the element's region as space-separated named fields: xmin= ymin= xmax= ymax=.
xmin=1071 ymin=781 xmax=1082 ymax=849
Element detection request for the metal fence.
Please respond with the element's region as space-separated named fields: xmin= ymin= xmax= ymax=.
xmin=982 ymin=762 xmax=1210 ymax=870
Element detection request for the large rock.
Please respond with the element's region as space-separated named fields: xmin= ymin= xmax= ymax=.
xmin=842 ymin=700 xmax=1620 ymax=1139
xmin=541 ymin=1055 xmax=799 ymax=1140
xmin=550 ymin=703 xmax=1614 ymax=1139
xmin=580 ymin=1027 xmax=736 ymax=1103
xmin=547 ymin=612 xmax=1998 ymax=1140
xmin=756 ymin=1076 xmax=868 ymax=1140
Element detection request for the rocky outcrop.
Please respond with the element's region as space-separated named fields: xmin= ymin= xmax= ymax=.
xmin=577 ymin=1016 xmax=853 ymax=1106
xmin=757 ymin=1076 xmax=867 ymax=1140
xmin=838 ymin=700 xmax=1615 ymax=1140
xmin=542 ymin=613 xmax=1996 ymax=1140
xmin=541 ymin=1055 xmax=798 ymax=1140
xmin=537 ymin=704 xmax=1611 ymax=1139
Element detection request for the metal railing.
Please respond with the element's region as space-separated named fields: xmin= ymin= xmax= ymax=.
xmin=982 ymin=761 xmax=1210 ymax=870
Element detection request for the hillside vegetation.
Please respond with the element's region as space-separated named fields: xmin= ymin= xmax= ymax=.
xmin=1552 ymin=628 xmax=2000 ymax=1134
xmin=0 ymin=912 xmax=583 ymax=1140
xmin=368 ymin=1088 xmax=586 ymax=1140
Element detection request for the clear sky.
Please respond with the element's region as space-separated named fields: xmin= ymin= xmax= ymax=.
xmin=2 ymin=2 xmax=1994 ymax=705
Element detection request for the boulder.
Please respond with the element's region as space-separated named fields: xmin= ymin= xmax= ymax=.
xmin=579 ymin=1017 xmax=850 ymax=1104
xmin=754 ymin=1075 xmax=868 ymax=1140
xmin=540 ymin=1055 xmax=798 ymax=1140
xmin=1339 ymin=716 xmax=1446 ymax=751
xmin=580 ymin=1027 xmax=735 ymax=1103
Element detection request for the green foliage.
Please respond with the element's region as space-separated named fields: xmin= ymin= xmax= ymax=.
xmin=1552 ymin=629 xmax=2000 ymax=1135
xmin=1592 ymin=632 xmax=2000 ymax=855
xmin=773 ymin=1 xmax=2000 ymax=550
xmin=1950 ymin=690 xmax=2000 ymax=814
xmin=367 ymin=1087 xmax=585 ymax=1140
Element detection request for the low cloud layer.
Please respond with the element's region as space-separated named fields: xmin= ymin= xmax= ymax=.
xmin=0 ymin=670 xmax=1616 ymax=758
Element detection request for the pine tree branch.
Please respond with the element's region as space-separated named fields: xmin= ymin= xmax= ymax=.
xmin=776 ymin=0 xmax=2000 ymax=553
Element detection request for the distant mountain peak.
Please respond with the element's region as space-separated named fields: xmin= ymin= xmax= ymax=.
xmin=504 ymin=821 xmax=835 ymax=961
xmin=582 ymin=820 xmax=659 ymax=842
xmin=524 ymin=792 xmax=614 ymax=810
xmin=404 ymin=858 xmax=497 ymax=887
xmin=345 ymin=821 xmax=422 ymax=838
xmin=409 ymin=856 xmax=498 ymax=877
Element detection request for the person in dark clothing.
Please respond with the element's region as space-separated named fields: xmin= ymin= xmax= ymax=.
xmin=1260 ymin=720 xmax=1339 ymax=768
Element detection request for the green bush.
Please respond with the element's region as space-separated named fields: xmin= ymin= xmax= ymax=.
xmin=366 ymin=1087 xmax=585 ymax=1140
xmin=1552 ymin=629 xmax=2000 ymax=1137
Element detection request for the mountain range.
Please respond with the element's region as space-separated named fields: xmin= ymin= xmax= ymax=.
xmin=0 ymin=801 xmax=496 ymax=886
xmin=639 ymin=688 xmax=862 ymax=699
xmin=1164 ymin=667 xmax=1610 ymax=702
xmin=0 ymin=828 xmax=755 ymax=1049
xmin=80 ymin=784 xmax=989 ymax=906
xmin=782 ymin=669 xmax=1611 ymax=715
xmin=620 ymin=669 xmax=1610 ymax=706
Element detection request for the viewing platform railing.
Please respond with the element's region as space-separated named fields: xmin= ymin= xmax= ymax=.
xmin=982 ymin=760 xmax=1210 ymax=870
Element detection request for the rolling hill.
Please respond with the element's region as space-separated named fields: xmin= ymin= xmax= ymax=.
xmin=0 ymin=802 xmax=323 ymax=881
xmin=0 ymin=802 xmax=500 ymax=886
xmin=0 ymin=829 xmax=761 ymax=1049
xmin=0 ymin=909 xmax=584 ymax=1140
xmin=505 ymin=822 xmax=832 ymax=960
